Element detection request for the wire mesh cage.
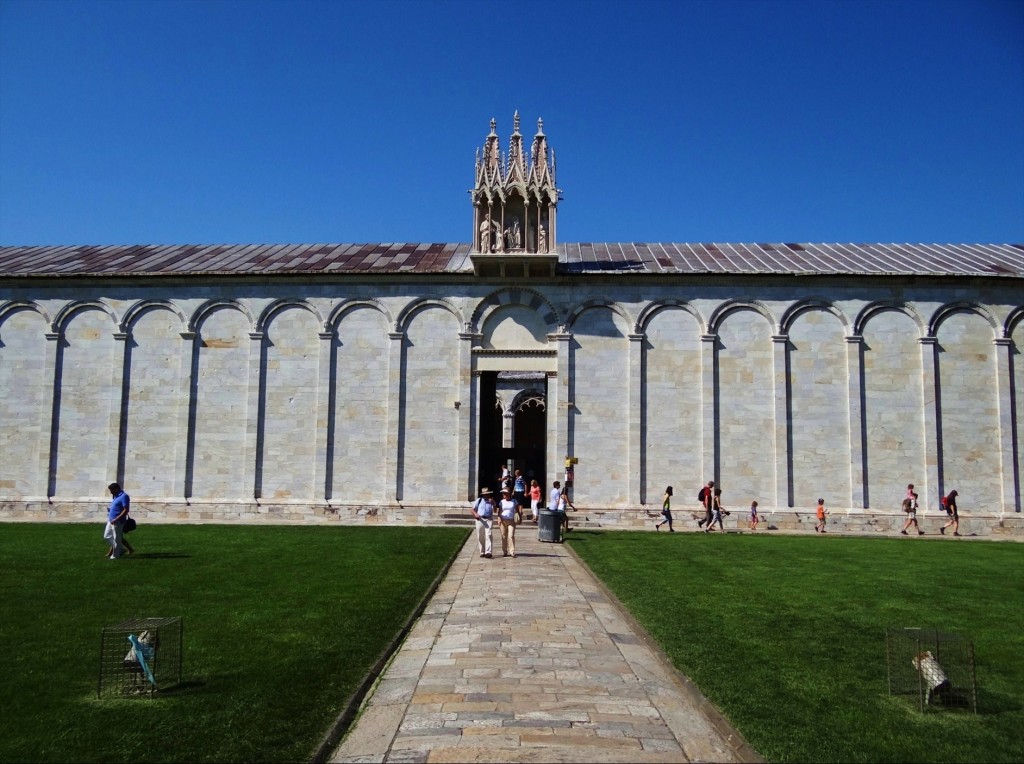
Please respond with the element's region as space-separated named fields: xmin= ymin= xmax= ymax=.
xmin=886 ymin=627 xmax=976 ymax=713
xmin=98 ymin=617 xmax=183 ymax=699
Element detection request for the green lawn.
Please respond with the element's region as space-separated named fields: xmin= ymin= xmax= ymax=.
xmin=0 ymin=523 xmax=468 ymax=763
xmin=567 ymin=531 xmax=1024 ymax=763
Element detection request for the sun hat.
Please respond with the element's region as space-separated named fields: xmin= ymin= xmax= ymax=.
xmin=480 ymin=487 xmax=493 ymax=495
xmin=500 ymin=486 xmax=512 ymax=493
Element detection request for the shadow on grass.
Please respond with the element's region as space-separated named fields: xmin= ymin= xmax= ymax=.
xmin=125 ymin=552 xmax=192 ymax=559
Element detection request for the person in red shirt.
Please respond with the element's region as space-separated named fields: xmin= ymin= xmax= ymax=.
xmin=940 ymin=490 xmax=960 ymax=536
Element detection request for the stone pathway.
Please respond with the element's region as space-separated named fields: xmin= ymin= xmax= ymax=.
xmin=331 ymin=528 xmax=756 ymax=763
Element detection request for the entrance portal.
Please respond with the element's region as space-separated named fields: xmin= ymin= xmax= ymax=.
xmin=478 ymin=372 xmax=546 ymax=494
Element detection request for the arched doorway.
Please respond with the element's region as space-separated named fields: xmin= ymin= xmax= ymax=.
xmin=477 ymin=371 xmax=547 ymax=493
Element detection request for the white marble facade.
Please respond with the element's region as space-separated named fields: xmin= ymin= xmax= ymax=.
xmin=1 ymin=277 xmax=1022 ymax=535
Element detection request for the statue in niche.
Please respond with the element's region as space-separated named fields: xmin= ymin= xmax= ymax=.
xmin=479 ymin=218 xmax=492 ymax=252
xmin=505 ymin=218 xmax=521 ymax=250
xmin=538 ymin=223 xmax=547 ymax=253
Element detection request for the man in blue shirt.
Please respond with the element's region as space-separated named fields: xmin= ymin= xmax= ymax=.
xmin=104 ymin=483 xmax=130 ymax=559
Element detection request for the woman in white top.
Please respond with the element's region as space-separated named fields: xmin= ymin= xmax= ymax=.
xmin=498 ymin=487 xmax=523 ymax=557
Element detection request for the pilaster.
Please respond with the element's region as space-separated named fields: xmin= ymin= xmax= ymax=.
xmin=920 ymin=336 xmax=940 ymax=506
xmin=105 ymin=332 xmax=130 ymax=486
xmin=549 ymin=332 xmax=571 ymax=478
xmin=314 ymin=331 xmax=334 ymax=502
xmin=628 ymin=333 xmax=644 ymax=504
xmin=846 ymin=336 xmax=866 ymax=508
xmin=39 ymin=332 xmax=61 ymax=497
xmin=772 ymin=335 xmax=790 ymax=508
xmin=700 ymin=334 xmax=717 ymax=484
xmin=243 ymin=331 xmax=265 ymax=500
xmin=174 ymin=331 xmax=195 ymax=498
xmin=458 ymin=332 xmax=475 ymax=501
xmin=385 ymin=331 xmax=404 ymax=501
xmin=994 ymin=338 xmax=1020 ymax=513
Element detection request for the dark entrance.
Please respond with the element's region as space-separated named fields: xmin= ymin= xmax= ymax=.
xmin=477 ymin=371 xmax=547 ymax=494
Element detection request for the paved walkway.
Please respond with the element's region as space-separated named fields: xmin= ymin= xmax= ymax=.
xmin=331 ymin=527 xmax=756 ymax=763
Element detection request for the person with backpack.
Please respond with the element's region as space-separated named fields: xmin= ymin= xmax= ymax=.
xmin=655 ymin=486 xmax=674 ymax=531
xmin=704 ymin=487 xmax=727 ymax=532
xmin=940 ymin=490 xmax=960 ymax=536
xmin=697 ymin=480 xmax=715 ymax=529
xmin=900 ymin=488 xmax=923 ymax=535
xmin=470 ymin=487 xmax=496 ymax=558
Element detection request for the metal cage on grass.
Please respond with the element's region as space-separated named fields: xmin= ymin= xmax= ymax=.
xmin=98 ymin=617 xmax=182 ymax=699
xmin=886 ymin=627 xmax=976 ymax=713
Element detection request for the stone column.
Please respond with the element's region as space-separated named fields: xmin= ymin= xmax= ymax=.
xmin=105 ymin=332 xmax=130 ymax=485
xmin=39 ymin=332 xmax=61 ymax=498
xmin=549 ymin=332 xmax=572 ymax=478
xmin=993 ymin=338 xmax=1019 ymax=513
xmin=385 ymin=331 xmax=404 ymax=501
xmin=314 ymin=331 xmax=334 ymax=502
xmin=846 ymin=335 xmax=866 ymax=508
xmin=919 ymin=336 xmax=940 ymax=507
xmin=243 ymin=331 xmax=265 ymax=501
xmin=700 ymin=334 xmax=717 ymax=484
xmin=628 ymin=333 xmax=644 ymax=504
xmin=502 ymin=413 xmax=514 ymax=448
xmin=457 ymin=332 xmax=475 ymax=500
xmin=771 ymin=335 xmax=790 ymax=508
xmin=174 ymin=331 xmax=196 ymax=498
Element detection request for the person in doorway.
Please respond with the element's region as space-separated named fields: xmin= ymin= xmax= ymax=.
xmin=513 ymin=469 xmax=527 ymax=510
xmin=656 ymin=486 xmax=674 ymax=531
xmin=471 ymin=487 xmax=495 ymax=558
xmin=498 ymin=487 xmax=523 ymax=557
xmin=940 ymin=490 xmax=960 ymax=536
xmin=749 ymin=500 xmax=760 ymax=531
xmin=500 ymin=464 xmax=512 ymax=493
xmin=814 ymin=498 xmax=828 ymax=533
xmin=697 ymin=480 xmax=715 ymax=529
xmin=103 ymin=483 xmax=130 ymax=559
xmin=901 ymin=490 xmax=923 ymax=535
xmin=529 ymin=479 xmax=542 ymax=522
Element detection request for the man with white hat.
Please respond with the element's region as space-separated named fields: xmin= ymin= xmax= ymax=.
xmin=470 ymin=486 xmax=496 ymax=558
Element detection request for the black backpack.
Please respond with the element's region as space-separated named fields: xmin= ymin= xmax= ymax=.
xmin=697 ymin=486 xmax=707 ymax=503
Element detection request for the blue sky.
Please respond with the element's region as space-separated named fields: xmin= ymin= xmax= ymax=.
xmin=1 ymin=0 xmax=1022 ymax=246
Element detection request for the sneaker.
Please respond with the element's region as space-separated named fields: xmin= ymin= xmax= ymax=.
xmin=940 ymin=527 xmax=945 ymax=535
xmin=669 ymin=529 xmax=675 ymax=532
xmin=901 ymin=530 xmax=908 ymax=535
xmin=484 ymin=553 xmax=492 ymax=558
xmin=655 ymin=524 xmax=661 ymax=531
xmin=918 ymin=531 xmax=924 ymax=535
xmin=954 ymin=532 xmax=961 ymax=537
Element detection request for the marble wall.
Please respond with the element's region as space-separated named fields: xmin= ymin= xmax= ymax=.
xmin=0 ymin=279 xmax=1021 ymax=528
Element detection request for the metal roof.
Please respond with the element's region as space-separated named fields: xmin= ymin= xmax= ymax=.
xmin=1 ymin=242 xmax=1023 ymax=278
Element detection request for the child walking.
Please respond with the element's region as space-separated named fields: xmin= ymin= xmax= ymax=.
xmin=656 ymin=486 xmax=674 ymax=531
xmin=814 ymin=498 xmax=828 ymax=533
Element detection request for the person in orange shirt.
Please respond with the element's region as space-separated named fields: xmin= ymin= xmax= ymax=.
xmin=528 ymin=479 xmax=542 ymax=522
xmin=814 ymin=498 xmax=828 ymax=533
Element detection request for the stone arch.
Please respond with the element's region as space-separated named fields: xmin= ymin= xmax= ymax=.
xmin=120 ymin=300 xmax=187 ymax=333
xmin=395 ymin=297 xmax=465 ymax=334
xmin=190 ymin=299 xmax=255 ymax=333
xmin=707 ymin=299 xmax=777 ymax=335
xmin=780 ymin=299 xmax=851 ymax=335
xmin=326 ymin=297 xmax=393 ymax=334
xmin=52 ymin=300 xmax=118 ymax=334
xmin=1005 ymin=305 xmax=1024 ymax=339
xmin=929 ymin=301 xmax=999 ymax=339
xmin=471 ymin=287 xmax=560 ymax=334
xmin=564 ymin=298 xmax=633 ymax=333
xmin=509 ymin=387 xmax=546 ymax=414
xmin=0 ymin=300 xmax=52 ymax=330
xmin=636 ymin=299 xmax=706 ymax=335
xmin=257 ymin=298 xmax=324 ymax=333
xmin=853 ymin=301 xmax=925 ymax=338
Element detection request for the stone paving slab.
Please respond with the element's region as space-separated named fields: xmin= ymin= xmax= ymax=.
xmin=331 ymin=529 xmax=758 ymax=763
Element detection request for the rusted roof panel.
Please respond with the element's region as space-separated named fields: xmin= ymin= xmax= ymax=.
xmin=1 ymin=242 xmax=1023 ymax=278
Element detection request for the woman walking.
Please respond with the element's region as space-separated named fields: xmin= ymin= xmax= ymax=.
xmin=656 ymin=486 xmax=674 ymax=531
xmin=749 ymin=500 xmax=759 ymax=531
xmin=498 ymin=487 xmax=523 ymax=557
xmin=529 ymin=479 xmax=542 ymax=522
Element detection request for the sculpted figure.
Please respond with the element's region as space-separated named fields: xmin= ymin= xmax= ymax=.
xmin=538 ymin=223 xmax=547 ymax=253
xmin=479 ymin=218 xmax=491 ymax=252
